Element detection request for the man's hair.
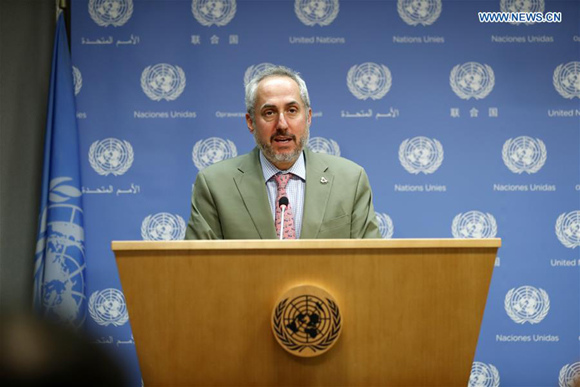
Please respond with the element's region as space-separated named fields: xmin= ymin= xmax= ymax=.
xmin=245 ymin=65 xmax=311 ymax=123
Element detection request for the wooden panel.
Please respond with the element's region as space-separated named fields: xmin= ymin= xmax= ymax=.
xmin=114 ymin=240 xmax=498 ymax=386
xmin=112 ymin=238 xmax=501 ymax=251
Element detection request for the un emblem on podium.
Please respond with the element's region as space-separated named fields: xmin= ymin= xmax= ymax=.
xmin=272 ymin=285 xmax=342 ymax=357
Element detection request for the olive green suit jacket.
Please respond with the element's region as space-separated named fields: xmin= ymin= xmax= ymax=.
xmin=185 ymin=147 xmax=381 ymax=239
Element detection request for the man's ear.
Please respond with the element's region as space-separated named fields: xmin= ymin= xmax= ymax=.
xmin=245 ymin=113 xmax=254 ymax=133
xmin=307 ymin=108 xmax=312 ymax=126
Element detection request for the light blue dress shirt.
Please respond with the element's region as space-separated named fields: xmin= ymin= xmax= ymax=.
xmin=259 ymin=151 xmax=306 ymax=239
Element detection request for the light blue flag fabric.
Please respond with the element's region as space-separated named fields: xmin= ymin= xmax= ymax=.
xmin=33 ymin=13 xmax=87 ymax=328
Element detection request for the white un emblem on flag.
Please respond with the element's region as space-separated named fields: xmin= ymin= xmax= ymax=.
xmin=397 ymin=0 xmax=442 ymax=26
xmin=469 ymin=362 xmax=500 ymax=387
xmin=502 ymin=136 xmax=547 ymax=174
xmin=553 ymin=62 xmax=580 ymax=99
xmin=192 ymin=0 xmax=237 ymax=26
xmin=504 ymin=285 xmax=550 ymax=324
xmin=347 ymin=63 xmax=392 ymax=100
xmin=89 ymin=288 xmax=129 ymax=327
xmin=192 ymin=137 xmax=238 ymax=170
xmin=89 ymin=138 xmax=134 ymax=176
xmin=307 ymin=137 xmax=341 ymax=156
xmin=141 ymin=213 xmax=186 ymax=241
xmin=452 ymin=211 xmax=497 ymax=239
xmin=34 ymin=177 xmax=86 ymax=328
xmin=450 ymin=62 xmax=495 ymax=100
xmin=399 ymin=136 xmax=443 ymax=175
xmin=88 ymin=0 xmax=133 ymax=27
xmin=295 ymin=0 xmax=340 ymax=26
xmin=555 ymin=211 xmax=580 ymax=249
xmin=141 ymin=64 xmax=186 ymax=101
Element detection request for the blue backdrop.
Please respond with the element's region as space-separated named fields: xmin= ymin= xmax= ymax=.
xmin=71 ymin=0 xmax=579 ymax=385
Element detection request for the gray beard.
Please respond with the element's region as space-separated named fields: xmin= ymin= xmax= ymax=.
xmin=254 ymin=126 xmax=309 ymax=168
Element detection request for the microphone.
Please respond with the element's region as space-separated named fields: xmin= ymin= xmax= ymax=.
xmin=278 ymin=197 xmax=289 ymax=240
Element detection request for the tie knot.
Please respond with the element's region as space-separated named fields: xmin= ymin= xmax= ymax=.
xmin=274 ymin=173 xmax=292 ymax=190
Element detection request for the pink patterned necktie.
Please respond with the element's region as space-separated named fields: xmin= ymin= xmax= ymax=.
xmin=273 ymin=173 xmax=296 ymax=240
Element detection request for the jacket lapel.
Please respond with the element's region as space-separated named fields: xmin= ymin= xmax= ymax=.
xmin=301 ymin=148 xmax=333 ymax=239
xmin=233 ymin=148 xmax=277 ymax=239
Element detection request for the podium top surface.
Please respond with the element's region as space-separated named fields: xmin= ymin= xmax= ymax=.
xmin=112 ymin=238 xmax=501 ymax=251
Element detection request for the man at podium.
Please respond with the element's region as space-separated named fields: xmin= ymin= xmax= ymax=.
xmin=186 ymin=65 xmax=380 ymax=240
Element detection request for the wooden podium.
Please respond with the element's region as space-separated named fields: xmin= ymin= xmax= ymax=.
xmin=113 ymin=238 xmax=500 ymax=386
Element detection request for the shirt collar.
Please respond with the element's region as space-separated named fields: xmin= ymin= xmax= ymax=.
xmin=259 ymin=150 xmax=306 ymax=182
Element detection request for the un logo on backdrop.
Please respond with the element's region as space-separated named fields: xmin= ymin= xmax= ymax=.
xmin=141 ymin=64 xmax=186 ymax=101
xmin=88 ymin=0 xmax=133 ymax=27
xmin=555 ymin=211 xmax=580 ymax=249
xmin=553 ymin=62 xmax=580 ymax=99
xmin=504 ymin=286 xmax=549 ymax=324
xmin=192 ymin=137 xmax=238 ymax=170
xmin=72 ymin=66 xmax=82 ymax=96
xmin=502 ymin=136 xmax=547 ymax=174
xmin=141 ymin=213 xmax=186 ymax=241
xmin=244 ymin=63 xmax=276 ymax=86
xmin=399 ymin=136 xmax=443 ymax=175
xmin=450 ymin=62 xmax=495 ymax=100
xmin=295 ymin=0 xmax=339 ymax=26
xmin=559 ymin=362 xmax=580 ymax=387
xmin=347 ymin=63 xmax=392 ymax=100
xmin=34 ymin=177 xmax=86 ymax=328
xmin=376 ymin=213 xmax=394 ymax=239
xmin=500 ymin=0 xmax=544 ymax=25
xmin=452 ymin=211 xmax=497 ymax=238
xmin=89 ymin=138 xmax=134 ymax=176
xmin=469 ymin=362 xmax=500 ymax=387
xmin=192 ymin=0 xmax=236 ymax=26
xmin=89 ymin=288 xmax=129 ymax=327
xmin=307 ymin=137 xmax=340 ymax=156
xmin=397 ymin=0 xmax=442 ymax=26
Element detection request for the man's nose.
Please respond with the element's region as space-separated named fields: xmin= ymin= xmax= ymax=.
xmin=277 ymin=112 xmax=289 ymax=130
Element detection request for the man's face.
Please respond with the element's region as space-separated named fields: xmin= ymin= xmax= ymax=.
xmin=246 ymin=76 xmax=312 ymax=170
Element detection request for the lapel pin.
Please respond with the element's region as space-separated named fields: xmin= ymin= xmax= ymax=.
xmin=320 ymin=177 xmax=328 ymax=184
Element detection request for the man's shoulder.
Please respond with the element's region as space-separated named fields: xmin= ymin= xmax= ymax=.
xmin=197 ymin=151 xmax=255 ymax=177
xmin=308 ymin=150 xmax=365 ymax=174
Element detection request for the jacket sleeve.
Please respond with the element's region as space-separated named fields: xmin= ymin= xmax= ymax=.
xmin=351 ymin=168 xmax=382 ymax=239
xmin=185 ymin=171 xmax=222 ymax=240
